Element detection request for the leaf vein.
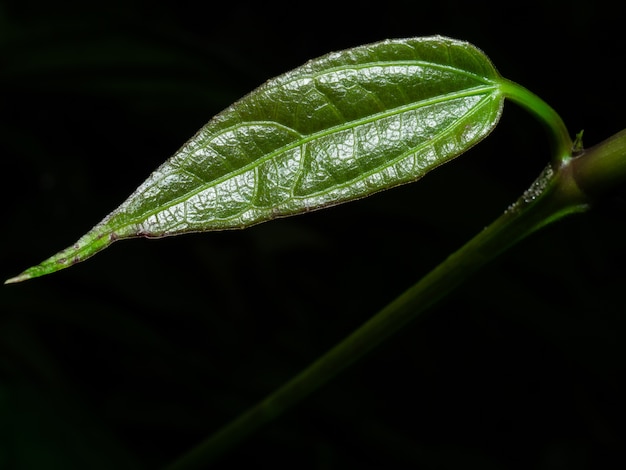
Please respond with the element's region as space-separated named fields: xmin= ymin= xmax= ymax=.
xmin=113 ymin=84 xmax=500 ymax=233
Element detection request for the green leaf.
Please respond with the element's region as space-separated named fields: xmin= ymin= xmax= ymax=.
xmin=6 ymin=36 xmax=505 ymax=284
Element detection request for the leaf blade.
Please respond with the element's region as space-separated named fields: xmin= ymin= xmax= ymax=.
xmin=6 ymin=36 xmax=505 ymax=283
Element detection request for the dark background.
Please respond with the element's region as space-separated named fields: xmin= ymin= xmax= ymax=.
xmin=1 ymin=1 xmax=626 ymax=469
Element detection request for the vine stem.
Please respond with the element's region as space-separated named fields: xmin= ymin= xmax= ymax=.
xmin=164 ymin=153 xmax=591 ymax=470
xmin=165 ymin=80 xmax=626 ymax=469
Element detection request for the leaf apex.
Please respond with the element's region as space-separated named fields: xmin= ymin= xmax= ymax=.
xmin=4 ymin=272 xmax=32 ymax=285
xmin=5 ymin=226 xmax=117 ymax=285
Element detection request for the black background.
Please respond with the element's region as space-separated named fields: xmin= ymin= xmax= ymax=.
xmin=1 ymin=1 xmax=626 ymax=469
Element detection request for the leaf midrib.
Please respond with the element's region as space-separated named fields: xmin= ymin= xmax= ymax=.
xmin=112 ymin=83 xmax=500 ymax=234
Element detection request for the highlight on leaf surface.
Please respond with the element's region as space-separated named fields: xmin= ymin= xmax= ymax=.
xmin=6 ymin=35 xmax=506 ymax=284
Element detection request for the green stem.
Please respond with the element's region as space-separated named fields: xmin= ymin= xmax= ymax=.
xmin=499 ymin=79 xmax=573 ymax=164
xmin=572 ymin=128 xmax=626 ymax=197
xmin=163 ymin=77 xmax=626 ymax=466
xmin=164 ymin=148 xmax=594 ymax=469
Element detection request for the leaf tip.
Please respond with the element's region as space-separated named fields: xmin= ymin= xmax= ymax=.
xmin=4 ymin=225 xmax=121 ymax=285
xmin=4 ymin=263 xmax=53 ymax=285
xmin=4 ymin=272 xmax=32 ymax=285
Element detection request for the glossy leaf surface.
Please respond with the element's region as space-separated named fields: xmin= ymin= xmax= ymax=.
xmin=7 ymin=36 xmax=505 ymax=283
